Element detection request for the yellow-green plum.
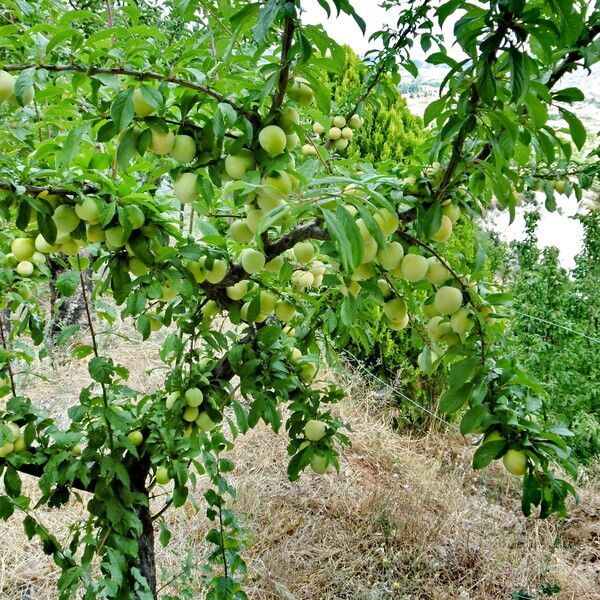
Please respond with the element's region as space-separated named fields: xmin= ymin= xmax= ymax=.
xmin=434 ymin=286 xmax=463 ymax=315
xmin=240 ymin=248 xmax=265 ymax=274
xmin=224 ymin=149 xmax=256 ymax=180
xmin=11 ymin=238 xmax=35 ymax=261
xmin=259 ymin=125 xmax=287 ymax=157
xmin=105 ymin=226 xmax=126 ymax=248
xmin=132 ymin=88 xmax=155 ymax=117
xmin=124 ymin=205 xmax=145 ymax=229
xmin=400 ymin=254 xmax=428 ymax=282
xmin=156 ymin=466 xmax=170 ymax=485
xmin=425 ymin=257 xmax=450 ymax=286
xmin=0 ymin=70 xmax=15 ymax=101
xmin=327 ymin=127 xmax=342 ymax=140
xmin=275 ymin=300 xmax=295 ymax=322
xmin=312 ymin=122 xmax=325 ymax=135
xmin=378 ymin=242 xmax=404 ymax=271
xmin=201 ymin=300 xmax=220 ymax=318
xmin=226 ymin=280 xmax=249 ymax=301
xmin=279 ymin=107 xmax=300 ymax=133
xmin=185 ymin=387 xmax=203 ymax=407
xmin=383 ymin=298 xmax=408 ymax=323
xmin=450 ymin=307 xmax=474 ymax=335
xmin=503 ymin=449 xmax=527 ymax=476
xmin=129 ymin=258 xmax=149 ymax=277
xmin=53 ymin=205 xmax=81 ymax=234
xmin=431 ymin=215 xmax=453 ymax=242
xmin=150 ymin=129 xmax=175 ymax=155
xmin=86 ymin=225 xmax=106 ymax=243
xmin=229 ymin=220 xmax=254 ymax=243
xmin=173 ymin=173 xmax=198 ymax=204
xmin=310 ymin=454 xmax=328 ymax=474
xmin=127 ymin=430 xmax=144 ymax=447
xmin=293 ymin=241 xmax=315 ymax=264
xmin=442 ymin=203 xmax=461 ymax=223
xmin=304 ymin=419 xmax=326 ymax=441
xmin=341 ymin=127 xmax=354 ymax=140
xmin=183 ymin=406 xmax=200 ymax=422
xmin=196 ymin=411 xmax=216 ymax=432
xmin=35 ymin=234 xmax=59 ymax=253
xmin=16 ymin=261 xmax=34 ymax=277
xmin=287 ymin=78 xmax=314 ymax=106
xmin=170 ymin=134 xmax=196 ymax=163
xmin=204 ymin=258 xmax=228 ymax=284
xmin=75 ymin=197 xmax=101 ymax=224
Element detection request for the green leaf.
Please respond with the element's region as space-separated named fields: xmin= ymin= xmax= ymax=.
xmin=509 ymin=48 xmax=527 ymax=102
xmin=448 ymin=357 xmax=478 ymax=388
xmin=88 ymin=356 xmax=114 ymax=384
xmin=14 ymin=67 xmax=35 ymax=107
xmin=559 ymin=108 xmax=586 ymax=151
xmin=58 ymin=124 xmax=88 ymax=167
xmin=56 ymin=272 xmax=79 ymax=297
xmin=472 ymin=440 xmax=505 ymax=469
xmin=460 ymin=404 xmax=488 ymax=435
xmin=439 ymin=383 xmax=472 ymax=413
xmin=111 ymin=89 xmax=135 ymax=132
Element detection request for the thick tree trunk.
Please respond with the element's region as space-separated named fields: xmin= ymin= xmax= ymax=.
xmin=130 ymin=457 xmax=158 ymax=599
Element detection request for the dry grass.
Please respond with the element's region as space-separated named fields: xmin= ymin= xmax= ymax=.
xmin=1 ymin=326 xmax=599 ymax=600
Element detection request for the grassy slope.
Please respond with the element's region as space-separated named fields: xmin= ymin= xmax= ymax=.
xmin=0 ymin=328 xmax=598 ymax=600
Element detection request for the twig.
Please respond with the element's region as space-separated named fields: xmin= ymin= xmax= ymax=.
xmin=270 ymin=3 xmax=297 ymax=115
xmin=0 ymin=315 xmax=16 ymax=396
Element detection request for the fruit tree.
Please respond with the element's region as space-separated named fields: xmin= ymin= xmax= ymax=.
xmin=0 ymin=0 xmax=599 ymax=598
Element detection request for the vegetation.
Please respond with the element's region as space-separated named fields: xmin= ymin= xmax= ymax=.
xmin=0 ymin=1 xmax=598 ymax=598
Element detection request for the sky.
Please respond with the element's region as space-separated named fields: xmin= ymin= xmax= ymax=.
xmin=301 ymin=1 xmax=588 ymax=270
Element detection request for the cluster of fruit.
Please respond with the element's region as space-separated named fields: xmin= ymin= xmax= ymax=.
xmin=0 ymin=422 xmax=26 ymax=458
xmin=303 ymin=113 xmax=364 ymax=156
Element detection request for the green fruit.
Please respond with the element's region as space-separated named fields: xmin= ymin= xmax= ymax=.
xmin=105 ymin=226 xmax=126 ymax=248
xmin=334 ymin=138 xmax=349 ymax=151
xmin=86 ymin=224 xmax=106 ymax=243
xmin=286 ymin=132 xmax=300 ymax=150
xmin=201 ymin=300 xmax=220 ymax=318
xmin=226 ymin=280 xmax=250 ymax=301
xmin=60 ymin=239 xmax=80 ymax=255
xmin=312 ymin=122 xmax=325 ymax=135
xmin=196 ymin=411 xmax=216 ymax=432
xmin=15 ymin=283 xmax=32 ymax=300
xmin=388 ymin=314 xmax=409 ymax=331
xmin=0 ymin=441 xmax=14 ymax=457
xmin=258 ymin=125 xmax=287 ymax=157
xmin=332 ymin=115 xmax=346 ymax=128
xmin=165 ymin=391 xmax=180 ymax=409
xmin=173 ymin=172 xmax=198 ymax=204
xmin=132 ymin=88 xmax=155 ymax=117
xmin=374 ymin=209 xmax=399 ymax=237
xmin=161 ymin=281 xmax=177 ymax=302
xmin=275 ymin=300 xmax=295 ymax=322
xmin=229 ymin=220 xmax=254 ymax=243
xmin=265 ymin=255 xmax=284 ymax=272
xmin=383 ymin=298 xmax=408 ymax=323
xmin=150 ymin=129 xmax=175 ymax=155
xmin=185 ymin=387 xmax=203 ymax=407
xmin=35 ymin=234 xmax=59 ymax=253
xmin=327 ymin=127 xmax=342 ymax=140
xmin=224 ymin=149 xmax=256 ymax=179
xmin=129 ymin=257 xmax=149 ymax=276
xmin=293 ymin=241 xmax=315 ymax=264
xmin=127 ymin=430 xmax=144 ymax=447
xmin=183 ymin=406 xmax=199 ymax=422
xmin=341 ymin=127 xmax=354 ymax=140
xmin=434 ymin=286 xmax=463 ymax=315
xmin=0 ymin=70 xmax=15 ymax=101
xmin=53 ymin=205 xmax=81 ymax=234
xmin=503 ymin=449 xmax=527 ymax=476
xmin=75 ymin=197 xmax=101 ymax=223
xmin=292 ymin=270 xmax=314 ymax=290
xmin=16 ymin=261 xmax=34 ymax=277
xmin=302 ymin=144 xmax=318 ymax=156
xmin=299 ymin=363 xmax=317 ymax=383
xmin=12 ymin=436 xmax=26 ymax=452
xmin=124 ymin=205 xmax=145 ymax=229
xmin=279 ymin=107 xmax=300 ymax=133
xmin=240 ymin=248 xmax=265 ymax=274
xmin=287 ymin=78 xmax=314 ymax=106
xmin=426 ymin=257 xmax=450 ymax=286
xmin=450 ymin=307 xmax=474 ymax=335
xmin=204 ymin=258 xmax=228 ymax=284
xmin=304 ymin=419 xmax=326 ymax=441
xmin=442 ymin=203 xmax=461 ymax=223
xmin=262 ymin=171 xmax=293 ymax=200
xmin=348 ymin=114 xmax=362 ymax=129
xmin=483 ymin=430 xmax=504 ymax=444
xmin=11 ymin=238 xmax=35 ymax=261
xmin=170 ymin=134 xmax=196 ymax=163
xmin=378 ymin=242 xmax=404 ymax=271
xmin=431 ymin=215 xmax=453 ymax=242
xmin=148 ymin=314 xmax=162 ymax=331
xmin=31 ymin=252 xmax=45 ymax=266
xmin=245 ymin=208 xmax=264 ymax=233
xmin=310 ymin=454 xmax=328 ymax=474
xmin=400 ymin=254 xmax=428 ymax=282
xmin=155 ymin=466 xmax=170 ymax=485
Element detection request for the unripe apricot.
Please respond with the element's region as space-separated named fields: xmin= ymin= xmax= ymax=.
xmin=286 ymin=132 xmax=300 ymax=150
xmin=124 ymin=205 xmax=145 ymax=229
xmin=310 ymin=454 xmax=328 ymax=474
xmin=259 ymin=291 xmax=278 ymax=315
xmin=196 ymin=411 xmax=216 ymax=432
xmin=348 ymin=114 xmax=362 ymax=129
xmin=265 ymin=255 xmax=284 ymax=272
xmin=275 ymin=300 xmax=295 ymax=322
xmin=75 ymin=197 xmax=101 ymax=224
xmin=161 ymin=281 xmax=177 ymax=302
xmin=292 ymin=270 xmax=314 ymax=290
xmin=327 ymin=127 xmax=342 ymax=140
xmin=240 ymin=248 xmax=265 ymax=274
xmin=378 ymin=242 xmax=404 ymax=271
xmin=434 ymin=286 xmax=463 ymax=315
xmin=312 ymin=122 xmax=325 ymax=135
xmin=127 ymin=430 xmax=144 ymax=447
xmin=383 ymin=298 xmax=408 ymax=322
xmin=262 ymin=171 xmax=292 ymax=200
xmin=35 ymin=234 xmax=59 ymax=253
xmin=53 ymin=205 xmax=81 ymax=234
xmin=245 ymin=209 xmax=264 ymax=234
xmin=374 ymin=209 xmax=399 ymax=237
xmin=334 ymin=138 xmax=349 ymax=151
xmin=229 ymin=220 xmax=254 ymax=243
xmin=287 ymin=78 xmax=314 ymax=106
xmin=332 ymin=116 xmax=346 ymax=128
xmin=185 ymin=387 xmax=203 ymax=407
xmin=400 ymin=254 xmax=428 ymax=282
xmin=173 ymin=172 xmax=198 ymax=204
xmin=442 ymin=203 xmax=461 ymax=223
xmin=299 ymin=363 xmax=317 ymax=383
xmin=0 ymin=441 xmax=14 ymax=457
xmin=503 ymin=449 xmax=527 ymax=476
xmin=0 ymin=70 xmax=15 ymax=101
xmin=351 ymin=263 xmax=375 ymax=281
xmin=293 ymin=241 xmax=315 ymax=264
xmin=280 ymin=107 xmax=300 ymax=133
xmin=426 ymin=257 xmax=450 ymax=286
xmin=225 ymin=149 xmax=256 ymax=179
xmin=105 ymin=226 xmax=126 ymax=248
xmin=302 ymin=144 xmax=318 ymax=156
xmin=129 ymin=257 xmax=149 ymax=277
xmin=16 ymin=261 xmax=34 ymax=277
xmin=183 ymin=406 xmax=199 ymax=422
xmin=226 ymin=280 xmax=250 ymax=301
xmin=450 ymin=307 xmax=474 ymax=335
xmin=304 ymin=419 xmax=326 ymax=441
xmin=388 ymin=313 xmax=409 ymax=331
xmin=432 ymin=215 xmax=453 ymax=242
xmin=11 ymin=238 xmax=35 ymax=261
xmin=361 ymin=237 xmax=378 ymax=264
xmin=60 ymin=239 xmax=80 ymax=255
xmin=170 ymin=134 xmax=196 ymax=163
xmin=259 ymin=125 xmax=287 ymax=157
xmin=132 ymin=88 xmax=155 ymax=117
xmin=150 ymin=129 xmax=174 ymax=155
xmin=341 ymin=127 xmax=354 ymax=140
xmin=201 ymin=300 xmax=220 ymax=318
xmin=156 ymin=466 xmax=170 ymax=485
xmin=165 ymin=391 xmax=180 ymax=410
xmin=427 ymin=316 xmax=452 ymax=340
xmin=204 ymin=258 xmax=228 ymax=284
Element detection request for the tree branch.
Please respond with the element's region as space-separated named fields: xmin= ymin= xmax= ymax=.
xmin=1 ymin=64 xmax=255 ymax=122
xmin=0 ymin=179 xmax=98 ymax=197
xmin=270 ymin=3 xmax=297 ymax=115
